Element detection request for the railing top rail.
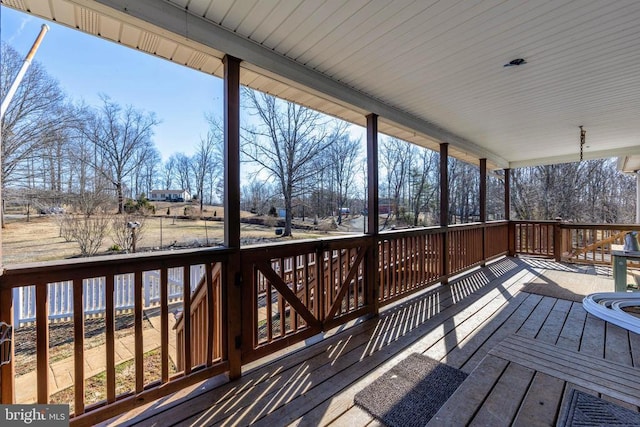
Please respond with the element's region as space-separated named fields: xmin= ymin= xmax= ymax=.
xmin=448 ymin=221 xmax=484 ymax=228
xmin=512 ymin=220 xmax=640 ymax=230
xmin=0 ymin=247 xmax=231 ymax=289
xmin=558 ymin=223 xmax=640 ymax=230
xmin=485 ymin=220 xmax=510 ymax=227
xmin=378 ymin=225 xmax=443 ymax=238
xmin=241 ymin=235 xmax=375 ymax=262
xmin=510 ymin=220 xmax=561 ymax=224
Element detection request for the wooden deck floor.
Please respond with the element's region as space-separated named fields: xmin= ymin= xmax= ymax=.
xmin=101 ymin=257 xmax=640 ymax=427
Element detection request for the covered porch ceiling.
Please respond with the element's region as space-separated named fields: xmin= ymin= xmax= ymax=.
xmin=3 ymin=0 xmax=640 ymax=170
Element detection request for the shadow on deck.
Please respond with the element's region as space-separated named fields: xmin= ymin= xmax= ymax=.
xmin=101 ymin=257 xmax=640 ymax=426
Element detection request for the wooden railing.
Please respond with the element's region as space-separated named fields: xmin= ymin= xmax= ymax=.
xmin=511 ymin=220 xmax=557 ymax=257
xmin=511 ymin=221 xmax=640 ymax=266
xmin=0 ymin=249 xmax=229 ymax=426
xmin=485 ymin=222 xmax=510 ymax=259
xmin=378 ymin=228 xmax=443 ymax=305
xmin=174 ymin=263 xmax=222 ymax=370
xmin=0 ymin=221 xmax=513 ymax=425
xmin=448 ymin=224 xmax=485 ymax=275
xmin=240 ymin=236 xmax=371 ymax=363
xmin=559 ymin=223 xmax=640 ymax=265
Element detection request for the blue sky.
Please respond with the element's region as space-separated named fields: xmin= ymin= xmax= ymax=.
xmin=1 ymin=5 xmax=223 ymax=160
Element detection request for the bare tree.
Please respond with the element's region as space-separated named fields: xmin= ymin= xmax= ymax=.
xmin=132 ymin=146 xmax=161 ymax=198
xmin=448 ymin=158 xmax=479 ymax=224
xmin=380 ymin=137 xmax=412 ymax=228
xmin=192 ymin=127 xmax=222 ymax=213
xmin=326 ymin=128 xmax=361 ymax=224
xmin=172 ymin=153 xmax=193 ymax=195
xmin=162 ymin=156 xmax=176 ymax=189
xmin=242 ymin=90 xmax=337 ymax=236
xmin=241 ymin=181 xmax=277 ymax=215
xmin=410 ymin=147 xmax=438 ymax=226
xmin=511 ymin=159 xmax=635 ymax=222
xmin=80 ymin=95 xmax=159 ymax=214
xmin=1 ymin=42 xmax=77 ymax=224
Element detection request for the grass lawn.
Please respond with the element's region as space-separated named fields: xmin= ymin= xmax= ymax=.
xmin=2 ymin=202 xmax=348 ymax=264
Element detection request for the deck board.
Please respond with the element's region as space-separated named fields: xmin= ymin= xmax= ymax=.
xmin=555 ymin=302 xmax=587 ymax=350
xmin=535 ymin=298 xmax=572 ymax=343
xmin=511 ymin=372 xmax=565 ymax=427
xmin=469 ymin=362 xmax=534 ymax=426
xmin=605 ymin=322 xmax=632 ymax=365
xmin=101 ymin=258 xmax=640 ymax=427
xmin=579 ymin=314 xmax=606 ymax=358
xmin=459 ymin=292 xmax=543 ymax=373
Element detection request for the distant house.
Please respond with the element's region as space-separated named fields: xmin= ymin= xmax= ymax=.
xmin=149 ymin=189 xmax=191 ymax=202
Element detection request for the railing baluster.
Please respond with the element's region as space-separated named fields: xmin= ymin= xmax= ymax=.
xmin=182 ymin=266 xmax=191 ymax=374
xmin=266 ymin=269 xmax=273 ymax=343
xmin=73 ymin=278 xmax=85 ymax=415
xmin=134 ymin=271 xmax=143 ymax=392
xmin=36 ymin=283 xmax=48 ymax=403
xmin=105 ymin=275 xmax=115 ymax=403
xmin=292 ymin=256 xmax=299 ymax=331
xmin=160 ymin=267 xmax=169 ymax=383
xmin=206 ymin=263 xmax=214 ymax=366
xmin=278 ymin=258 xmax=285 ymax=336
xmin=304 ymin=255 xmax=310 ymax=324
xmin=1 ymin=286 xmax=15 ymax=403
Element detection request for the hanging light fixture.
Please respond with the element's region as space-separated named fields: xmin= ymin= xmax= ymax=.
xmin=579 ymin=126 xmax=586 ymax=161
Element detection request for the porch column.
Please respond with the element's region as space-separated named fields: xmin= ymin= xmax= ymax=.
xmin=440 ymin=143 xmax=449 ymax=283
xmin=479 ymin=159 xmax=487 ymax=223
xmin=505 ymin=168 xmax=515 ymax=256
xmin=480 ymin=158 xmax=487 ymax=265
xmin=223 ymin=55 xmax=242 ymax=379
xmin=366 ymin=114 xmax=379 ymax=234
xmin=504 ymin=168 xmax=511 ymax=221
xmin=636 ymin=172 xmax=640 ymax=223
xmin=366 ymin=113 xmax=379 ymax=314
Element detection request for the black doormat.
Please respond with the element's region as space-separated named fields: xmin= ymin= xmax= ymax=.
xmin=354 ymin=353 xmax=467 ymax=427
xmin=558 ymin=389 xmax=640 ymax=426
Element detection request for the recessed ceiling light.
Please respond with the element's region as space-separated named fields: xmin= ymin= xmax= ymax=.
xmin=504 ymin=58 xmax=527 ymax=67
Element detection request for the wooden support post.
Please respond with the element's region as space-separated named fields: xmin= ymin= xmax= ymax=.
xmin=366 ymin=113 xmax=379 ymax=314
xmin=505 ymin=168 xmax=515 ymax=256
xmin=480 ymin=159 xmax=487 ymax=223
xmin=504 ymin=168 xmax=511 ymax=221
xmin=480 ymin=158 xmax=487 ymax=265
xmin=223 ymin=55 xmax=242 ymax=380
xmin=440 ymin=143 xmax=449 ymax=283
xmin=554 ymin=218 xmax=563 ymax=262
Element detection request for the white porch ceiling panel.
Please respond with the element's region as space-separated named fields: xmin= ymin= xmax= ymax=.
xmin=4 ymin=0 xmax=640 ymax=169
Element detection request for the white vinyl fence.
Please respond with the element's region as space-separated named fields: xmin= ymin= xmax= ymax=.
xmin=12 ymin=265 xmax=205 ymax=329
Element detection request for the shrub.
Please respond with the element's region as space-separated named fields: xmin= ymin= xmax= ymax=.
xmin=67 ymin=214 xmax=111 ymax=256
xmin=111 ymin=214 xmax=145 ymax=253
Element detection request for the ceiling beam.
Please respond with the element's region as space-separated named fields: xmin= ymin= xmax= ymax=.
xmin=90 ymin=0 xmax=509 ymax=168
xmin=509 ymin=145 xmax=640 ymax=169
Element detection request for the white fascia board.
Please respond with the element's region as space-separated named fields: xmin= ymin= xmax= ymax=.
xmin=90 ymin=0 xmax=509 ymax=168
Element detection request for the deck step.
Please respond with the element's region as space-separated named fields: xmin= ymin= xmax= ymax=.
xmin=489 ymin=333 xmax=640 ymax=406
